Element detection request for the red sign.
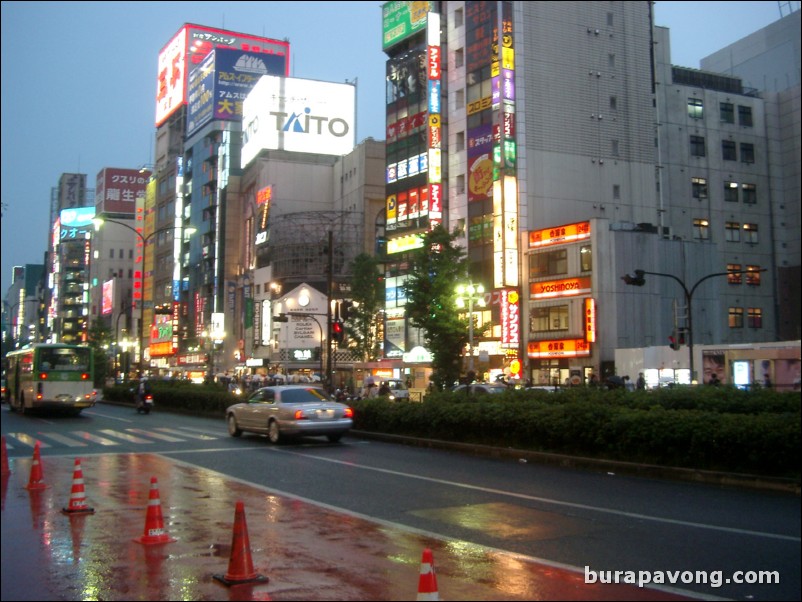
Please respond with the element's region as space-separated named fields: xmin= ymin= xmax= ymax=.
xmin=427 ymin=46 xmax=441 ymax=79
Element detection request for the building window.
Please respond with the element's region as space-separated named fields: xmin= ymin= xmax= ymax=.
xmin=613 ymin=184 xmax=620 ymax=199
xmin=740 ymin=143 xmax=755 ymax=164
xmin=455 ymin=48 xmax=464 ymax=68
xmin=722 ymin=140 xmax=737 ymax=161
xmin=612 ymin=140 xmax=619 ymax=156
xmin=692 ymin=218 xmax=710 ymax=240
xmin=529 ymin=248 xmax=568 ymax=278
xmin=456 ymin=131 xmax=465 ymax=151
xmin=610 ymin=96 xmax=617 ymax=111
xmin=687 ymin=98 xmax=703 ymax=119
xmin=742 ymin=183 xmax=756 ymax=204
xmin=690 ymin=135 xmax=706 ymax=157
xmin=746 ymin=265 xmax=762 ymax=286
xmin=128 ymin=269 xmax=133 ymax=279
xmin=720 ymin=102 xmax=734 ymax=124
xmin=729 ymin=307 xmax=744 ymax=329
xmin=727 ymin=264 xmax=742 ymax=284
xmin=724 ymin=181 xmax=739 ymax=203
xmin=747 ymin=308 xmax=762 ymax=329
xmin=109 ymin=249 xmax=114 ymax=259
xmin=725 ymin=222 xmax=741 ymax=242
xmin=580 ymin=245 xmax=592 ymax=272
xmin=691 ymin=177 xmax=708 ymax=200
xmin=738 ymin=105 xmax=753 ymax=127
xmin=456 ymin=88 xmax=465 ymax=109
xmin=608 ymin=53 xmax=615 ymax=69
xmin=743 ymin=223 xmax=759 ymax=244
xmin=455 ymin=7 xmax=463 ymax=27
xmin=531 ymin=305 xmax=569 ymax=333
xmin=457 ymin=174 xmax=466 ymax=194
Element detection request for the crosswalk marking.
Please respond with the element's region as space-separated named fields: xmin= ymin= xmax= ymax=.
xmin=37 ymin=432 xmax=88 ymax=447
xmin=70 ymin=431 xmax=121 ymax=446
xmin=155 ymin=427 xmax=217 ymax=440
xmin=3 ymin=426 xmax=220 ymax=449
xmin=127 ymin=428 xmax=185 ymax=442
xmin=5 ymin=432 xmax=50 ymax=448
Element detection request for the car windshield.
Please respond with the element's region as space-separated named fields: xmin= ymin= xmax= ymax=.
xmin=281 ymin=388 xmax=331 ymax=403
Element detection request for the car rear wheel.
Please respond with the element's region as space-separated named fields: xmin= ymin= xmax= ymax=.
xmin=227 ymin=414 xmax=242 ymax=437
xmin=267 ymin=419 xmax=281 ymax=444
xmin=327 ymin=433 xmax=343 ymax=443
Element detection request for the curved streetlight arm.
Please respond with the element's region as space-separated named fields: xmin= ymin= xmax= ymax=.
xmin=93 ymin=217 xmax=196 ymax=375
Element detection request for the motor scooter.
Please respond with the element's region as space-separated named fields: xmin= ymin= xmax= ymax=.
xmin=136 ymin=393 xmax=154 ymax=414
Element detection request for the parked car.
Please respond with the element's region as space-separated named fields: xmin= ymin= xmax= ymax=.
xmin=452 ymin=382 xmax=509 ymax=395
xmin=225 ymin=385 xmax=353 ymax=444
xmin=383 ymin=379 xmax=410 ymax=401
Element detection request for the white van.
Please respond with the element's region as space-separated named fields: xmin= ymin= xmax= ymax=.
xmin=384 ymin=379 xmax=410 ymax=400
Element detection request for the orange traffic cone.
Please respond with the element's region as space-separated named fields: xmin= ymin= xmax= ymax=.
xmin=62 ymin=458 xmax=94 ymax=514
xmin=133 ymin=476 xmax=176 ymax=544
xmin=213 ymin=501 xmax=269 ymax=586
xmin=24 ymin=441 xmax=47 ymax=491
xmin=417 ymin=548 xmax=439 ymax=601
xmin=1 ymin=435 xmax=9 ymax=476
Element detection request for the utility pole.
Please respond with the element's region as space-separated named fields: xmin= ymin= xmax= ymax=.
xmin=326 ymin=230 xmax=334 ymax=393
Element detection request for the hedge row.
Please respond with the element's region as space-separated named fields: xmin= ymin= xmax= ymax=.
xmin=103 ymin=382 xmax=800 ymax=479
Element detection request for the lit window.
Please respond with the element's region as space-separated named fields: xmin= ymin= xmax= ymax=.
xmin=745 ymin=266 xmax=761 ymax=286
xmin=742 ymin=183 xmax=756 ymax=204
xmin=693 ymin=218 xmax=710 ymax=240
xmin=691 ymin=177 xmax=708 ymax=200
xmin=743 ymin=223 xmax=759 ymax=244
xmin=687 ymin=98 xmax=703 ymax=119
xmin=747 ymin=308 xmax=762 ymax=328
xmin=727 ymin=264 xmax=742 ymax=284
xmin=725 ymin=223 xmax=741 ymax=243
xmin=728 ymin=307 xmax=744 ymax=329
xmin=724 ymin=181 xmax=739 ymax=203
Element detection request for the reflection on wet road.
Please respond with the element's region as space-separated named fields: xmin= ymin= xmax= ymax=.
xmin=1 ymin=453 xmax=695 ymax=601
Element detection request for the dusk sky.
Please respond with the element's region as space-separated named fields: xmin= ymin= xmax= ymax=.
xmin=0 ymin=1 xmax=789 ymax=290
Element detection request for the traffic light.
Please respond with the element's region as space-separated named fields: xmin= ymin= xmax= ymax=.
xmin=668 ymin=331 xmax=680 ymax=350
xmin=622 ymin=269 xmax=646 ymax=286
xmin=677 ymin=329 xmax=686 ymax=346
xmin=332 ymin=320 xmax=344 ymax=344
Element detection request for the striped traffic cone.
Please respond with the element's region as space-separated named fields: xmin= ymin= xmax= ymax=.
xmin=133 ymin=476 xmax=176 ymax=544
xmin=62 ymin=458 xmax=94 ymax=514
xmin=417 ymin=548 xmax=439 ymax=601
xmin=1 ymin=435 xmax=10 ymax=476
xmin=213 ymin=501 xmax=269 ymax=586
xmin=24 ymin=441 xmax=47 ymax=491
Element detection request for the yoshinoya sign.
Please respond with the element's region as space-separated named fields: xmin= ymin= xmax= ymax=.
xmin=241 ymin=75 xmax=356 ymax=166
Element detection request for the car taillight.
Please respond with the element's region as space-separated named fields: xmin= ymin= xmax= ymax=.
xmin=294 ymin=409 xmax=307 ymax=420
xmin=343 ymin=407 xmax=354 ymax=418
xmin=37 ymin=382 xmax=43 ymax=400
xmin=81 ymin=373 xmax=89 ymax=380
xmin=39 ymin=373 xmax=48 ymax=380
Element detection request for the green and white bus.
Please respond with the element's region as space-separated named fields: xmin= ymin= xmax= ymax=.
xmin=5 ymin=343 xmax=97 ymax=415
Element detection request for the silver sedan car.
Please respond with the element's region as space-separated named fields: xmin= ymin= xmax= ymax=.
xmin=226 ymin=385 xmax=353 ymax=443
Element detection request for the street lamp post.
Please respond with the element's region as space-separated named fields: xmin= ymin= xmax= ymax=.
xmin=455 ymin=282 xmax=486 ymax=376
xmin=622 ymin=268 xmax=766 ymax=383
xmin=93 ymin=217 xmax=196 ymax=375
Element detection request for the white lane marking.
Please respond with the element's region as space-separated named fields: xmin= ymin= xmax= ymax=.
xmin=155 ymin=427 xmax=217 ymax=440
xmin=98 ymin=429 xmax=153 ymax=444
xmin=69 ymin=431 xmax=120 ymax=446
xmin=267 ymin=448 xmax=801 ymax=543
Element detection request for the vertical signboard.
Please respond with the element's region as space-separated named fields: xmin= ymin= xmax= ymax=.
xmin=95 ymin=168 xmax=150 ymax=216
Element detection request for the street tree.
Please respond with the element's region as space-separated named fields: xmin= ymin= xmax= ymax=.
xmin=403 ymin=225 xmax=470 ymax=390
xmin=347 ymin=253 xmax=384 ymax=361
xmin=86 ymin=319 xmax=114 ymax=386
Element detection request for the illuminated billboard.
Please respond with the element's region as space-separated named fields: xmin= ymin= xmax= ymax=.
xmin=382 ymin=1 xmax=432 ymax=50
xmin=95 ymin=168 xmax=150 ymax=216
xmin=187 ymin=48 xmax=287 ymax=138
xmin=102 ymin=280 xmax=114 ymax=316
xmin=241 ymin=76 xmax=356 ymax=165
xmin=155 ymin=24 xmax=289 ymax=127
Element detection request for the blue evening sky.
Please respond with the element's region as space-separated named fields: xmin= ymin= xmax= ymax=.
xmin=0 ymin=1 xmax=789 ymax=288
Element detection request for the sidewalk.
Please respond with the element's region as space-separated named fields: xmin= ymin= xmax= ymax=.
xmin=1 ymin=452 xmax=697 ymax=601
